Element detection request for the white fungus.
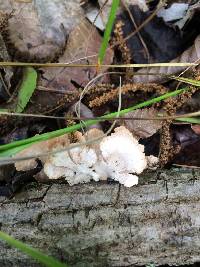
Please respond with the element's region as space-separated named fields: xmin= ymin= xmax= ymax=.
xmin=43 ymin=126 xmax=157 ymax=187
xmin=15 ymin=126 xmax=158 ymax=187
xmin=44 ymin=146 xmax=100 ymax=185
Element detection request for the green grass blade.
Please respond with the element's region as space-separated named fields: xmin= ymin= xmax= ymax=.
xmin=0 ymin=143 xmax=35 ymax=157
xmin=175 ymin=117 xmax=200 ymax=124
xmin=98 ymin=0 xmax=120 ymax=65
xmin=16 ymin=67 xmax=37 ymax=113
xmin=0 ymin=87 xmax=190 ymax=157
xmin=173 ymin=76 xmax=200 ymax=87
xmin=0 ymin=231 xmax=68 ymax=267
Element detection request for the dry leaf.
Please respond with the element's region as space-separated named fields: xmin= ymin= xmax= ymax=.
xmin=157 ymin=3 xmax=189 ymax=23
xmin=0 ymin=34 xmax=13 ymax=90
xmin=0 ymin=0 xmax=84 ymax=61
xmin=122 ymin=108 xmax=162 ymax=139
xmin=38 ymin=19 xmax=113 ymax=92
xmin=132 ymin=35 xmax=200 ymax=84
xmin=192 ymin=125 xmax=200 ymax=135
xmin=98 ymin=0 xmax=148 ymax=27
xmin=175 ymin=2 xmax=200 ymax=29
xmin=84 ymin=4 xmax=105 ymax=31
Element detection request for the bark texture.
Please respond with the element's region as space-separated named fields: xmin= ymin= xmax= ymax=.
xmin=0 ymin=169 xmax=200 ymax=267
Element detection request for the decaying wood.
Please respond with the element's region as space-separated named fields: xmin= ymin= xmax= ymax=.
xmin=0 ymin=169 xmax=200 ymax=266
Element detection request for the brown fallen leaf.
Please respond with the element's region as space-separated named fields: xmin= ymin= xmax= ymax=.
xmin=0 ymin=0 xmax=84 ymax=61
xmin=0 ymin=12 xmax=13 ymax=92
xmin=121 ymin=108 xmax=162 ymax=139
xmin=132 ymin=35 xmax=200 ymax=83
xmin=38 ymin=19 xmax=113 ymax=93
xmin=132 ymin=35 xmax=200 ymax=84
xmin=192 ymin=124 xmax=200 ymax=135
xmin=0 ymin=34 xmax=13 ymax=92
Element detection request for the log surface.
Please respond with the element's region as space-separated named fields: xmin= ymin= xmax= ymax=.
xmin=0 ymin=169 xmax=200 ymax=267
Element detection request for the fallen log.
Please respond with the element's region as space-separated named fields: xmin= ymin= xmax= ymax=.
xmin=0 ymin=168 xmax=200 ymax=267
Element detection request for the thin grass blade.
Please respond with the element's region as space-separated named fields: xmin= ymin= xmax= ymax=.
xmin=98 ymin=0 xmax=120 ymax=65
xmin=0 ymin=231 xmax=68 ymax=267
xmin=173 ymin=76 xmax=200 ymax=87
xmin=0 ymin=62 xmax=198 ymax=68
xmin=175 ymin=117 xmax=200 ymax=124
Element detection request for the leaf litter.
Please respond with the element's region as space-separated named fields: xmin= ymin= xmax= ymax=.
xmin=0 ymin=0 xmax=200 ymax=194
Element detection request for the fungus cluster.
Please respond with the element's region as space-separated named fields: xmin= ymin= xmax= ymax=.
xmin=15 ymin=126 xmax=158 ymax=187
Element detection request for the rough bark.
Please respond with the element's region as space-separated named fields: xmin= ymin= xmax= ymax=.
xmin=0 ymin=168 xmax=200 ymax=267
